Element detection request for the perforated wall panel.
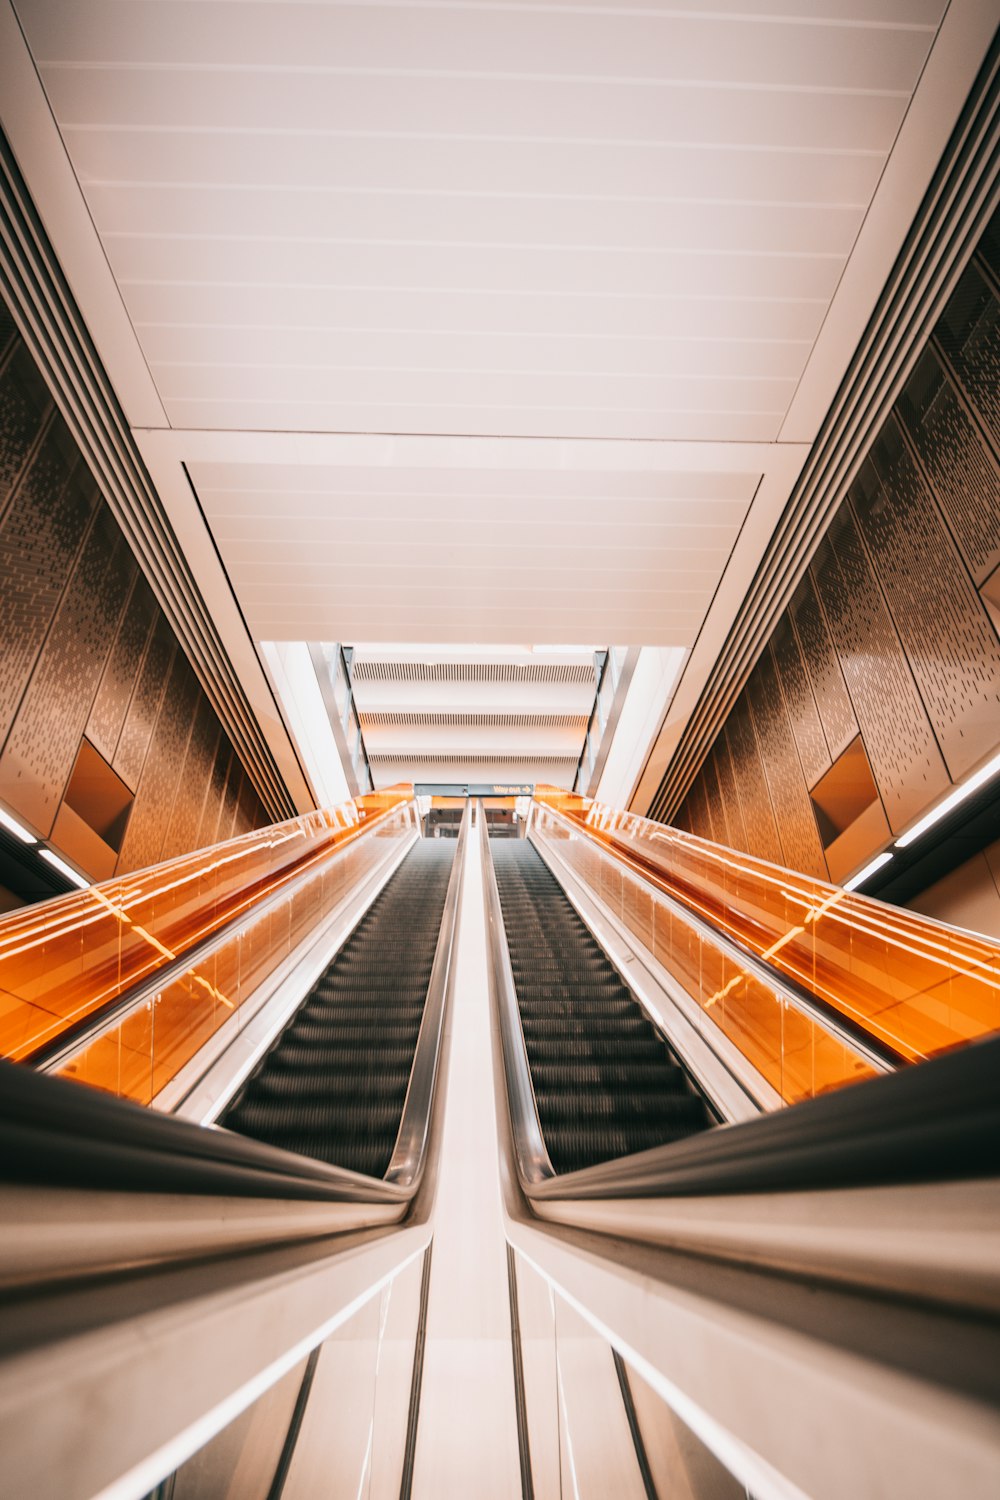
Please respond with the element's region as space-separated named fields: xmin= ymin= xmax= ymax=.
xmin=198 ymin=739 xmax=234 ymax=850
xmin=700 ymin=750 xmax=729 ymax=849
xmin=119 ymin=653 xmax=201 ymax=872
xmin=0 ymin=420 xmax=87 ymax=746
xmin=723 ymin=698 xmax=783 ymax=867
xmin=712 ymin=730 xmax=748 ymax=854
xmin=811 ymin=508 xmax=949 ymax=834
xmin=934 ymin=261 xmax=1000 ymax=453
xmin=770 ymin=614 xmax=830 ymax=790
xmin=87 ymin=573 xmax=155 ymax=764
xmin=789 ymin=575 xmax=859 ymax=764
xmin=745 ymin=648 xmax=827 ymax=879
xmin=858 ymin=422 xmax=1000 ymax=781
xmin=897 ymin=348 xmax=1000 ymax=586
xmin=162 ymin=696 xmax=220 ymax=862
xmin=673 ymin=210 xmax=1000 ymax=885
xmin=0 ymin=344 xmax=52 ymax=523
xmin=0 ymin=296 xmax=269 ymax=876
xmin=0 ymin=503 xmax=129 ymax=834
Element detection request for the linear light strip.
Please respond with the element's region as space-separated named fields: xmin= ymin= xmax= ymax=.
xmin=38 ymin=848 xmax=90 ymax=890
xmin=0 ymin=806 xmax=36 ymax=844
xmin=895 ymin=749 xmax=1000 ymax=849
xmin=843 ymin=852 xmax=894 ymax=893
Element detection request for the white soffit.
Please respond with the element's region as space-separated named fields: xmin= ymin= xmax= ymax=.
xmin=349 ymin=642 xmax=597 ymax=786
xmin=2 ymin=0 xmax=994 ymax=802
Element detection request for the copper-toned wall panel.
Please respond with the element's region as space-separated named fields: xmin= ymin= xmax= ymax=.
xmin=700 ymin=749 xmax=730 ymax=849
xmin=118 ymin=652 xmax=200 ymax=872
xmin=0 ymin=344 xmax=53 ymax=523
xmin=87 ymin=571 xmax=153 ymax=763
xmin=724 ymin=697 xmax=783 ymax=866
xmin=161 ymin=696 xmax=220 ymax=861
xmin=811 ymin=508 xmax=949 ymax=834
xmin=713 ymin=729 xmax=748 ymax=853
xmin=198 ymin=738 xmax=234 ymax=849
xmin=219 ymin=760 xmax=245 ymax=844
xmin=0 ymin=297 xmax=270 ymax=879
xmin=745 ymin=649 xmax=827 ymax=879
xmin=934 ymin=260 xmax=1000 ymax=454
xmin=771 ymin=614 xmax=830 ymax=789
xmin=858 ymin=421 xmax=1000 ymax=782
xmin=897 ymin=347 xmax=1000 ymax=585
xmin=0 ymin=419 xmax=88 ymax=746
xmin=114 ymin=614 xmax=175 ymax=792
xmin=0 ymin=504 xmax=131 ymax=834
xmin=788 ymin=574 xmax=859 ymax=763
xmin=235 ymin=770 xmax=262 ymax=839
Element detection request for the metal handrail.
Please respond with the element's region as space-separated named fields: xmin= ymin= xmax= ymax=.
xmin=385 ymin=801 xmax=470 ymax=1188
xmin=533 ymin=799 xmax=902 ymax=1076
xmin=478 ymin=802 xmax=555 ymax=1188
xmin=482 ymin=809 xmax=1000 ymax=1201
xmin=12 ymin=805 xmax=467 ymax=1209
xmin=33 ymin=796 xmax=419 ymax=1073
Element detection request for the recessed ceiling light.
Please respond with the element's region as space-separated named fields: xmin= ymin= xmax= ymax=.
xmin=0 ymin=806 xmax=37 ymax=844
xmin=895 ymin=749 xmax=1000 ymax=849
xmin=843 ymin=851 xmax=893 ymax=892
xmin=39 ymin=848 xmax=90 ymax=890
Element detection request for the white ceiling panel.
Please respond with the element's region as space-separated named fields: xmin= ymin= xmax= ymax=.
xmin=118 ymin=284 xmax=830 ymax=345
xmin=187 ymin=453 xmax=757 ymax=643
xmin=7 ymin=0 xmax=985 ymax=800
xmin=63 ymin=129 xmax=887 ymax=206
xmin=21 ymin=1 xmax=936 ymax=83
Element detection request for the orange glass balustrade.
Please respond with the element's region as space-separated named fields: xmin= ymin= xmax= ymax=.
xmin=534 ymin=788 xmax=1000 ymax=1087
xmin=0 ymin=786 xmax=415 ymax=1098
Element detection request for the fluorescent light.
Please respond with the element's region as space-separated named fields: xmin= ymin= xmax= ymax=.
xmin=895 ymin=748 xmax=1000 ymax=849
xmin=0 ymin=806 xmax=36 ymax=844
xmin=843 ymin=851 xmax=893 ymax=892
xmin=39 ymin=848 xmax=90 ymax=890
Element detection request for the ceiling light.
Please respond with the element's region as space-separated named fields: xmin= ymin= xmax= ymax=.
xmin=895 ymin=748 xmax=1000 ymax=849
xmin=39 ymin=848 xmax=90 ymax=889
xmin=843 ymin=851 xmax=893 ymax=892
xmin=0 ymin=806 xmax=37 ymax=844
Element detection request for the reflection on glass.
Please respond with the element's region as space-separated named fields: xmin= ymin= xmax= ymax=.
xmin=142 ymin=1357 xmax=308 ymax=1500
xmin=623 ymin=1360 xmax=756 ymax=1500
xmin=141 ymin=1253 xmax=425 ymax=1500
xmin=0 ymin=786 xmax=414 ymax=1097
xmin=534 ymin=787 xmax=1000 ymax=1077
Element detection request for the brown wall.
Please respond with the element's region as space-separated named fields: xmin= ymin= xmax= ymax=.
xmin=0 ymin=295 xmax=269 ymax=880
xmin=674 ymin=207 xmax=1000 ymax=884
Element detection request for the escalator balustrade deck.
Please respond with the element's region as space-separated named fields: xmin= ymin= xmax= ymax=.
xmin=491 ymin=839 xmax=713 ymax=1174
xmin=220 ymin=840 xmax=454 ymax=1179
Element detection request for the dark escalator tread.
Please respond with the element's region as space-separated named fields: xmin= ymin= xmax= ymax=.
xmin=218 ymin=840 xmax=454 ymax=1178
xmin=491 ymin=839 xmax=714 ymax=1175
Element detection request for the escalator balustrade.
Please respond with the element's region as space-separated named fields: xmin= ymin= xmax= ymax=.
xmin=491 ymin=839 xmax=713 ymax=1173
xmin=220 ymin=840 xmax=454 ymax=1178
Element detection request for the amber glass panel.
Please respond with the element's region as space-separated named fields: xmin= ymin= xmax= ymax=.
xmin=0 ymin=785 xmax=414 ymax=1065
xmin=56 ymin=797 xmax=413 ymax=1102
xmin=534 ymin=787 xmax=1000 ymax=1070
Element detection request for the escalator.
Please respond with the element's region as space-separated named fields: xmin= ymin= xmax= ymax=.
xmin=220 ymin=840 xmax=455 ymax=1177
xmin=490 ymin=838 xmax=714 ymax=1174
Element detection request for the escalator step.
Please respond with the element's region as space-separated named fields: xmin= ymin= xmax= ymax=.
xmin=492 ymin=838 xmax=713 ymax=1173
xmin=218 ymin=840 xmax=454 ymax=1179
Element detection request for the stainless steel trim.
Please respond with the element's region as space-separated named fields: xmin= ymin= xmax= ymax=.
xmin=478 ymin=802 xmax=555 ymax=1187
xmin=385 ymin=802 xmax=471 ymax=1188
xmin=535 ymin=800 xmax=898 ymax=1077
xmin=37 ymin=798 xmax=418 ymax=1075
